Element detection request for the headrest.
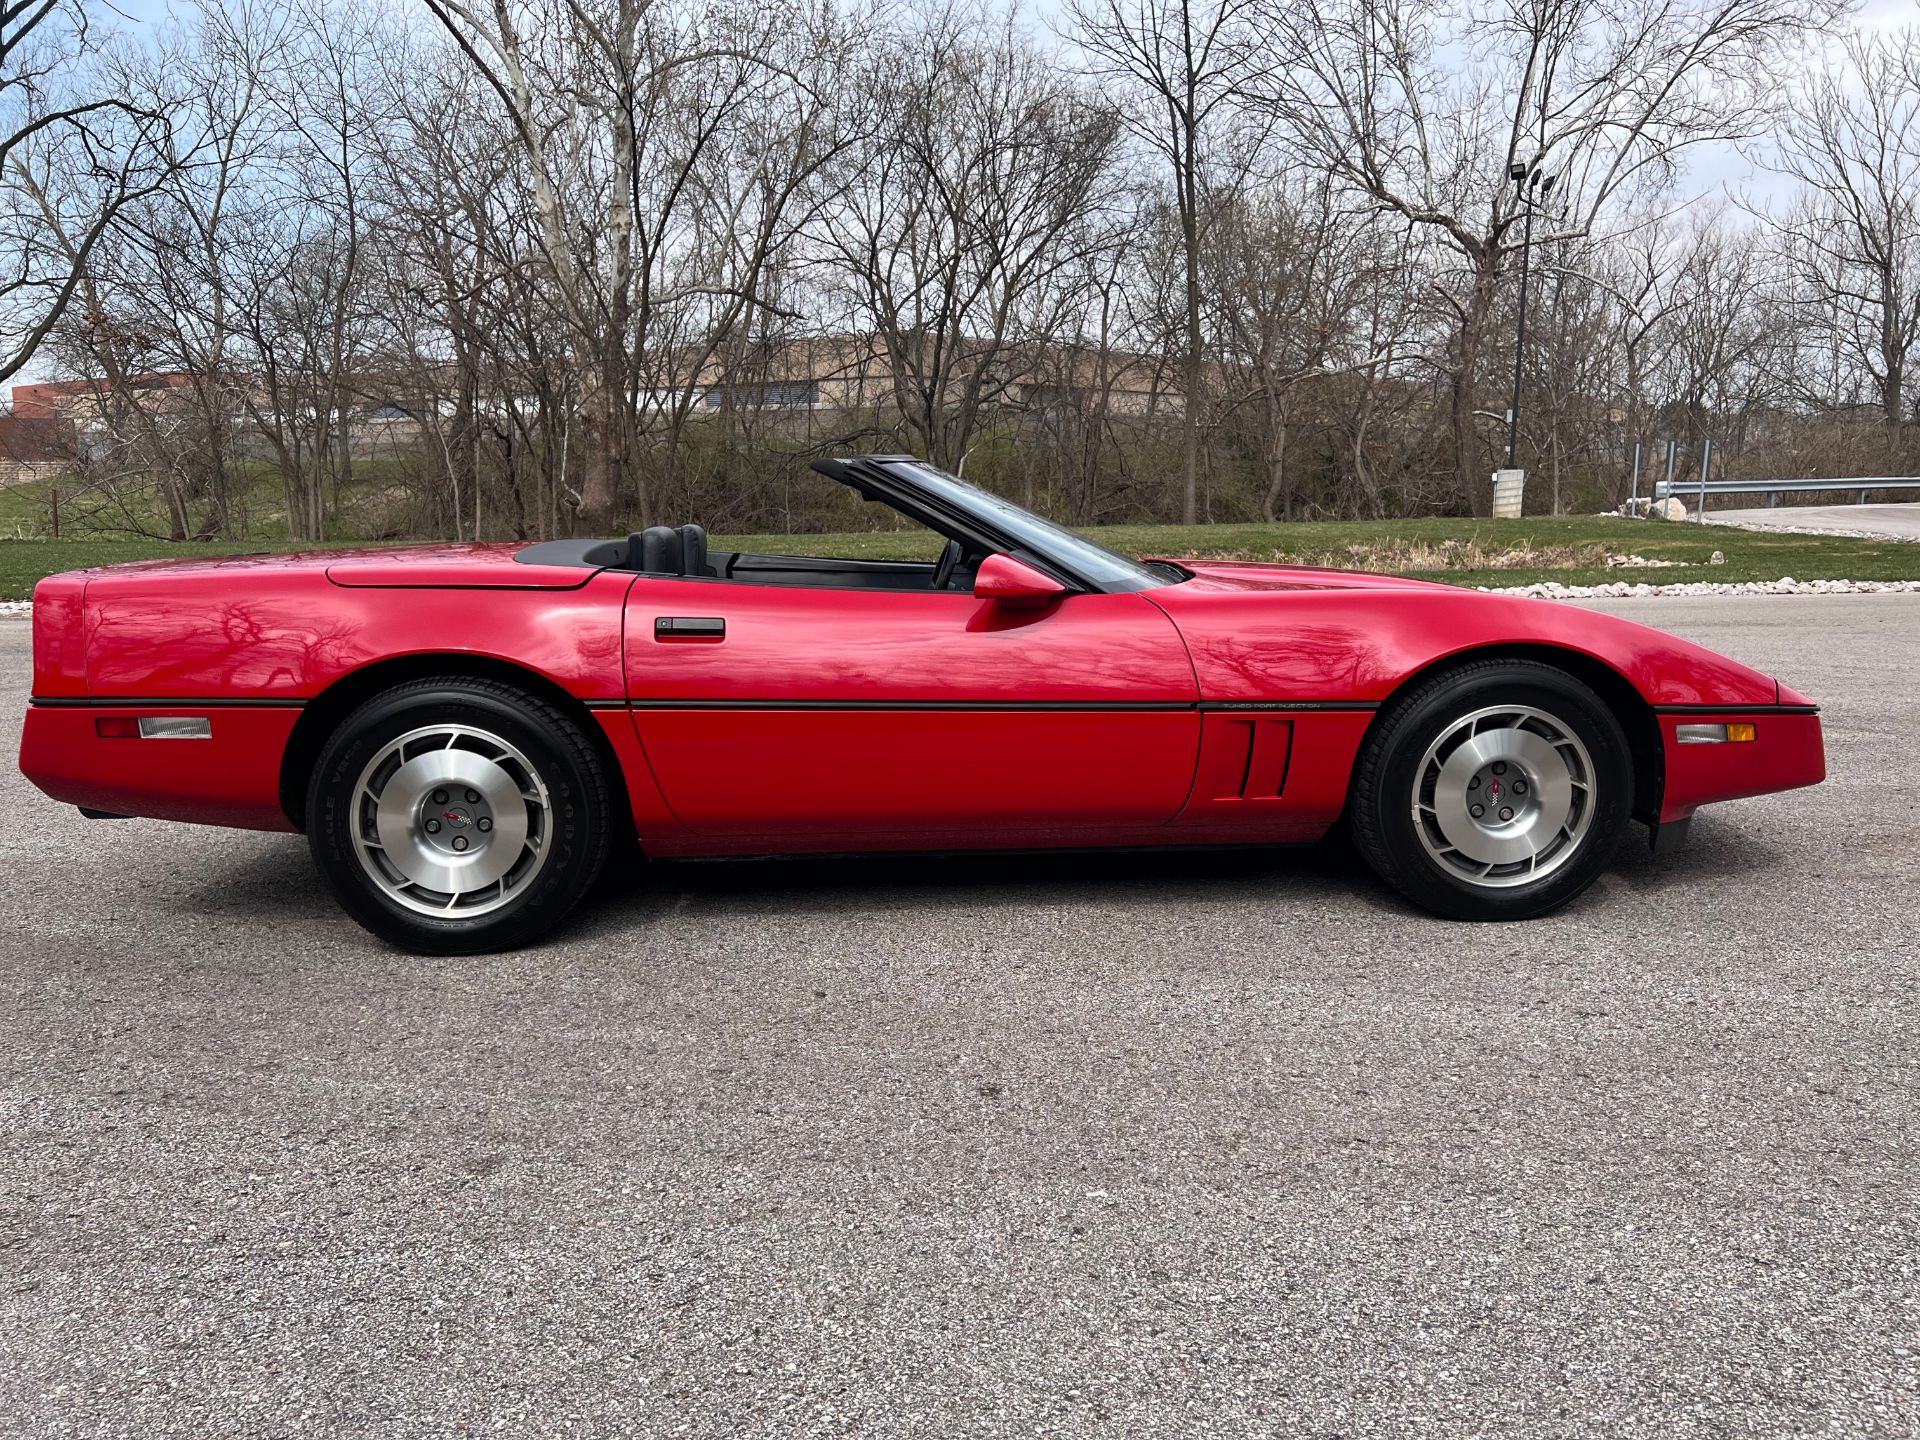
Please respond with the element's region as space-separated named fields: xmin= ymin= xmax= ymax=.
xmin=632 ymin=526 xmax=683 ymax=576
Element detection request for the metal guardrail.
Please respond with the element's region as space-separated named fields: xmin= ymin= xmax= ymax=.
xmin=1654 ymin=476 xmax=1920 ymax=506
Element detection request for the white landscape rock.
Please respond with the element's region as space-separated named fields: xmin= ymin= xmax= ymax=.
xmin=1604 ymin=553 xmax=1687 ymax=569
xmin=1481 ymin=576 xmax=1920 ymax=600
xmin=1612 ymin=497 xmax=1689 ymax=521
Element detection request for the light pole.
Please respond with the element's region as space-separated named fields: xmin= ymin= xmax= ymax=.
xmin=1506 ymin=159 xmax=1555 ymax=470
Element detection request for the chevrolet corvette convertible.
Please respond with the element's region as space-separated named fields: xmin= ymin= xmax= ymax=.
xmin=20 ymin=455 xmax=1824 ymax=952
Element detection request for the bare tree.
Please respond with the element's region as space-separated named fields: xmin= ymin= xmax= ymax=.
xmin=632 ymin=13 xmax=856 ymax=518
xmin=419 ymin=0 xmax=849 ymax=531
xmin=1656 ymin=214 xmax=1781 ymax=463
xmin=1 ymin=0 xmax=176 ymax=383
xmin=1208 ymin=165 xmax=1412 ymax=519
xmin=1019 ymin=203 xmax=1168 ymax=525
xmin=1520 ymin=234 xmax=1618 ymax=513
xmin=28 ymin=1 xmax=293 ymax=538
xmin=1761 ymin=28 xmax=1920 ymax=435
xmin=15 ymin=0 xmax=1920 ymax=542
xmin=815 ymin=7 xmax=1125 ymax=473
xmin=1066 ymin=0 xmax=1255 ymax=522
xmin=1244 ymin=0 xmax=1839 ymax=513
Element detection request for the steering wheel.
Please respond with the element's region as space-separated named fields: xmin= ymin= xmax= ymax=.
xmin=932 ymin=538 xmax=963 ymax=592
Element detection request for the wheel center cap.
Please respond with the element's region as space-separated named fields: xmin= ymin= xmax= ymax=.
xmin=1465 ymin=763 xmax=1530 ymax=829
xmin=442 ymin=808 xmax=472 ymax=829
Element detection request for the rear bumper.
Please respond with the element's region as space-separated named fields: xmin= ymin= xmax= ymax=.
xmin=20 ymin=702 xmax=300 ymax=832
xmin=1656 ymin=708 xmax=1825 ymax=825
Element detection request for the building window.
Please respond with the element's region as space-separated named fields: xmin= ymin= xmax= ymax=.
xmin=704 ymin=381 xmax=821 ymax=409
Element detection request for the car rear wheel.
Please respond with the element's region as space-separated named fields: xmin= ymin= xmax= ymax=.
xmin=307 ymin=678 xmax=616 ymax=953
xmin=1349 ymin=659 xmax=1632 ymax=920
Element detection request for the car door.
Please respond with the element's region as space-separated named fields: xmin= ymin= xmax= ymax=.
xmin=621 ymin=575 xmax=1201 ymax=838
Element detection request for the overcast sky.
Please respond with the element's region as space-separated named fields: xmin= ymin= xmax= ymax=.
xmin=8 ymin=0 xmax=1913 ymax=390
xmin=85 ymin=0 xmax=1920 ymax=194
xmin=1684 ymin=0 xmax=1919 ymax=204
xmin=95 ymin=0 xmax=1920 ymax=203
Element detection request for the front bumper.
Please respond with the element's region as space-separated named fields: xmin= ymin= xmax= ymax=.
xmin=1656 ymin=708 xmax=1826 ymax=826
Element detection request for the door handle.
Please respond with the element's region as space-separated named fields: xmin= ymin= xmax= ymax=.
xmin=655 ymin=616 xmax=725 ymax=642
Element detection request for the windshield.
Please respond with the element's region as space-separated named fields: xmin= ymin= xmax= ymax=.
xmin=881 ymin=462 xmax=1174 ymax=592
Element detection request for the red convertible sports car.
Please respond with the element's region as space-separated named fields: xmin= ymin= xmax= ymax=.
xmin=20 ymin=455 xmax=1825 ymax=952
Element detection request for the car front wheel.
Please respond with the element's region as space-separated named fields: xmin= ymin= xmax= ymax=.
xmin=307 ymin=677 xmax=616 ymax=953
xmin=1349 ymin=659 xmax=1633 ymax=920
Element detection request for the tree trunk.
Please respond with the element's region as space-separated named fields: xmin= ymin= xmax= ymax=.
xmin=1353 ymin=398 xmax=1384 ymax=520
xmin=283 ymin=480 xmax=304 ymax=542
xmin=1452 ymin=261 xmax=1498 ymax=516
xmin=1551 ymin=428 xmax=1562 ymax=516
xmin=1450 ymin=359 xmax=1484 ymax=517
xmin=1260 ymin=395 xmax=1289 ymax=523
xmin=161 ymin=476 xmax=191 ymax=541
xmin=1180 ymin=144 xmax=1203 ymax=526
xmin=579 ymin=359 xmax=619 ymax=531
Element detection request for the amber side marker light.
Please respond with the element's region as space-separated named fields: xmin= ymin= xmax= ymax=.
xmin=1677 ymin=722 xmax=1757 ymax=745
xmin=95 ymin=716 xmax=213 ymax=740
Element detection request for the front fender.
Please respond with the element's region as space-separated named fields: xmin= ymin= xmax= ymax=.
xmin=1146 ymin=584 xmax=1783 ymax=708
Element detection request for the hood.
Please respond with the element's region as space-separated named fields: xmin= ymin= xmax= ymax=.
xmin=1162 ymin=558 xmax=1460 ymax=593
xmin=1146 ymin=560 xmax=1784 ymax=708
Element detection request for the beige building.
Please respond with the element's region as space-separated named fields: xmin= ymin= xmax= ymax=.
xmin=5 ymin=337 xmax=1192 ymax=478
xmin=0 ymin=415 xmax=70 ymax=488
xmin=6 ymin=373 xmax=242 ymax=479
xmin=695 ymin=334 xmax=1186 ymax=421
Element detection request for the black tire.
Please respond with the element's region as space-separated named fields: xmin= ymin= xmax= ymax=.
xmin=306 ymin=677 xmax=617 ymax=954
xmin=1349 ymin=659 xmax=1633 ymax=920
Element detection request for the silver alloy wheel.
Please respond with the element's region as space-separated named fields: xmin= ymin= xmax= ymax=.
xmin=1410 ymin=703 xmax=1595 ymax=888
xmin=349 ymin=723 xmax=552 ymax=918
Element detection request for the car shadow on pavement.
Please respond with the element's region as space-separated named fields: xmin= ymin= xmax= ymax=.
xmin=175 ymin=812 xmax=1785 ymax=948
xmin=613 ymin=832 xmax=1370 ymax=909
xmin=1610 ymin=817 xmax=1787 ymax=883
xmin=173 ymin=835 xmax=340 ymax=920
xmin=570 ymin=812 xmax=1793 ymax=939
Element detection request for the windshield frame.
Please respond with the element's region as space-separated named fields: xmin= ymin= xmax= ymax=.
xmin=814 ymin=456 xmax=1176 ymax=594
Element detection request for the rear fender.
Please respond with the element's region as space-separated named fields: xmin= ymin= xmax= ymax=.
xmin=29 ymin=573 xmax=87 ymax=697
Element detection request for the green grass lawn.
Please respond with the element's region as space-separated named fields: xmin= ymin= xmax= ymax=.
xmin=1 ymin=515 xmax=1914 ymax=601
xmin=714 ymin=515 xmax=1920 ymax=590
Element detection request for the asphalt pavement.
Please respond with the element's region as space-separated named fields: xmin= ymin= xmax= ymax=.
xmin=1708 ymin=501 xmax=1920 ymax=540
xmin=0 ymin=595 xmax=1914 ymax=1438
